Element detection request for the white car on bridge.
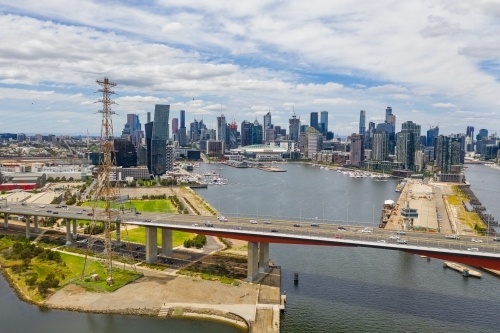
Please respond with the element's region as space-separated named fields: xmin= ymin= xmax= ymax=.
xmin=250 ymin=220 xmax=258 ymax=224
xmin=471 ymin=238 xmax=483 ymax=243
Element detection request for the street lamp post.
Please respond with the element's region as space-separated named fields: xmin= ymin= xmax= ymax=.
xmin=346 ymin=203 xmax=350 ymax=226
xmin=372 ymin=203 xmax=375 ymax=229
xmin=299 ymin=200 xmax=303 ymax=222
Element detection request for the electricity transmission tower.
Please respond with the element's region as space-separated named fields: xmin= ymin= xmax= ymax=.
xmin=95 ymin=77 xmax=119 ymax=285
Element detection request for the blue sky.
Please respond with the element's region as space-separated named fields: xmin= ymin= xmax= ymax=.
xmin=0 ymin=0 xmax=500 ymax=136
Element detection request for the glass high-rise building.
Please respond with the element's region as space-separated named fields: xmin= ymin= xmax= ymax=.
xmin=359 ymin=110 xmax=366 ymax=135
xmin=396 ymin=130 xmax=416 ymax=169
xmin=252 ymin=119 xmax=263 ymax=144
xmin=373 ymin=132 xmax=389 ymax=161
xmin=217 ymin=115 xmax=227 ymax=145
xmin=151 ymin=105 xmax=170 ymax=176
xmin=310 ymin=112 xmax=319 ymax=131
xmin=320 ymin=111 xmax=328 ymax=135
xmin=172 ymin=118 xmax=179 ymax=135
xmin=289 ymin=114 xmax=300 ymax=142
xmin=263 ymin=112 xmax=272 ymax=141
xmin=241 ymin=120 xmax=253 ymax=146
xmin=426 ymin=126 xmax=439 ymax=147
xmin=385 ymin=107 xmax=392 ymax=122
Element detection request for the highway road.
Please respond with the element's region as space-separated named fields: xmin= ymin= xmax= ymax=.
xmin=2 ymin=203 xmax=500 ymax=256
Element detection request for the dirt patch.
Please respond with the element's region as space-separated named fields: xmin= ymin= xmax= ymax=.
xmin=45 ymin=274 xmax=258 ymax=311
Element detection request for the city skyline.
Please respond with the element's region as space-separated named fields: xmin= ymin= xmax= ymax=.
xmin=0 ymin=2 xmax=499 ymax=135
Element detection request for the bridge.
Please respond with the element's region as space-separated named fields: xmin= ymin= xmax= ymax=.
xmin=2 ymin=203 xmax=500 ymax=282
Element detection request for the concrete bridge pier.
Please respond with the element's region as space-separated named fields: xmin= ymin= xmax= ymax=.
xmin=4 ymin=213 xmax=8 ymax=228
xmin=247 ymin=241 xmax=259 ymax=282
xmin=25 ymin=215 xmax=31 ymax=239
xmin=161 ymin=229 xmax=173 ymax=256
xmin=145 ymin=226 xmax=158 ymax=263
xmin=72 ymin=219 xmax=77 ymax=239
xmin=115 ymin=222 xmax=121 ymax=244
xmin=65 ymin=219 xmax=72 ymax=246
xmin=33 ymin=215 xmax=39 ymax=233
xmin=259 ymin=242 xmax=270 ymax=273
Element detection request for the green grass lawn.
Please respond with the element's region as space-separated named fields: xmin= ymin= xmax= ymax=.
xmin=114 ymin=226 xmax=194 ymax=247
xmin=81 ymin=199 xmax=176 ymax=213
xmin=81 ymin=199 xmax=193 ymax=246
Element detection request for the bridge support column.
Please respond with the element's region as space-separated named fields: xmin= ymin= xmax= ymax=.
xmin=65 ymin=219 xmax=72 ymax=246
xmin=246 ymin=242 xmax=259 ymax=282
xmin=33 ymin=215 xmax=39 ymax=233
xmin=72 ymin=219 xmax=77 ymax=239
xmin=145 ymin=226 xmax=158 ymax=263
xmin=259 ymin=242 xmax=270 ymax=273
xmin=4 ymin=213 xmax=8 ymax=228
xmin=115 ymin=222 xmax=121 ymax=244
xmin=25 ymin=215 xmax=31 ymax=239
xmin=161 ymin=229 xmax=173 ymax=256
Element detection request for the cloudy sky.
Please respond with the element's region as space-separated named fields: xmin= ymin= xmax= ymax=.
xmin=0 ymin=0 xmax=499 ymax=136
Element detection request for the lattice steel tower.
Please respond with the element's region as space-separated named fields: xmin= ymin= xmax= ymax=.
xmin=95 ymin=77 xmax=119 ymax=285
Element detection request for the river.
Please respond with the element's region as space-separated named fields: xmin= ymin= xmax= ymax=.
xmin=1 ymin=163 xmax=499 ymax=332
xmin=195 ymin=163 xmax=500 ymax=333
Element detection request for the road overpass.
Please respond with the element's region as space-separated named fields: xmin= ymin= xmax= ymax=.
xmin=1 ymin=203 xmax=500 ymax=282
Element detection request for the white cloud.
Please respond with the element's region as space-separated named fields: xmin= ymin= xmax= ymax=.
xmin=367 ymin=85 xmax=409 ymax=94
xmin=56 ymin=119 xmax=70 ymax=123
xmin=0 ymin=1 xmax=499 ymax=134
xmin=432 ymin=102 xmax=457 ymax=109
xmin=312 ymin=98 xmax=355 ymax=105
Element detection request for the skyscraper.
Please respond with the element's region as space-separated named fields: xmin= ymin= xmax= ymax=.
xmin=385 ymin=107 xmax=392 ymax=122
xmin=396 ymin=130 xmax=416 ymax=170
xmin=263 ymin=112 xmax=272 ymax=141
xmin=145 ymin=121 xmax=153 ymax=173
xmin=217 ymin=114 xmax=227 ymax=144
xmin=310 ymin=112 xmax=319 ymax=131
xmin=180 ymin=110 xmax=186 ymax=128
xmin=228 ymin=121 xmax=238 ymax=148
xmin=241 ymin=120 xmax=253 ymax=146
xmin=151 ymin=105 xmax=169 ymax=176
xmin=172 ymin=118 xmax=179 ymax=135
xmin=320 ymin=111 xmax=328 ymax=135
xmin=477 ymin=129 xmax=488 ymax=141
xmin=252 ymin=119 xmax=263 ymax=144
xmin=359 ymin=110 xmax=366 ymax=135
xmin=289 ymin=114 xmax=300 ymax=142
xmin=114 ymin=139 xmax=137 ymax=168
xmin=179 ymin=110 xmax=187 ymax=146
xmin=426 ymin=126 xmax=439 ymax=147
xmin=373 ymin=132 xmax=389 ymax=161
xmin=436 ymin=136 xmax=462 ymax=173
xmin=350 ymin=134 xmax=364 ymax=166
